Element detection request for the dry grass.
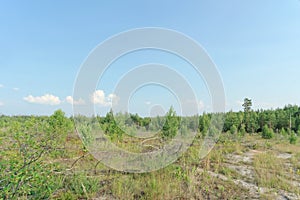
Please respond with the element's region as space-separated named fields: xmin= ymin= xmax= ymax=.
xmin=253 ymin=152 xmax=299 ymax=194
xmin=2 ymin=129 xmax=300 ymax=199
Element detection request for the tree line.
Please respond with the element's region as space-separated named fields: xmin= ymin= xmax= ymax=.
xmin=1 ymin=98 xmax=299 ymax=143
xmin=200 ymin=98 xmax=300 ymax=142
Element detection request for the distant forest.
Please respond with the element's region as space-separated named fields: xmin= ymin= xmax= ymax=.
xmin=1 ymin=99 xmax=299 ymax=143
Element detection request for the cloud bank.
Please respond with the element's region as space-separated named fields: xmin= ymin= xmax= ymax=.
xmin=24 ymin=94 xmax=61 ymax=105
xmin=23 ymin=90 xmax=118 ymax=107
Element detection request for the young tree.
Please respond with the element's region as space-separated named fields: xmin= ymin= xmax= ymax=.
xmin=230 ymin=125 xmax=238 ymax=135
xmin=101 ymin=109 xmax=123 ymax=139
xmin=48 ymin=109 xmax=72 ymax=145
xmin=289 ymin=133 xmax=297 ymax=144
xmin=199 ymin=113 xmax=210 ymax=137
xmin=162 ymin=107 xmax=179 ymax=139
xmin=262 ymin=125 xmax=274 ymax=139
xmin=130 ymin=113 xmax=142 ymax=127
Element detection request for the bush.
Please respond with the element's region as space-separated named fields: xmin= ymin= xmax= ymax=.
xmin=230 ymin=125 xmax=237 ymax=135
xmin=280 ymin=128 xmax=287 ymax=136
xmin=239 ymin=124 xmax=246 ymax=137
xmin=262 ymin=125 xmax=274 ymax=139
xmin=162 ymin=107 xmax=179 ymax=139
xmin=289 ymin=134 xmax=297 ymax=144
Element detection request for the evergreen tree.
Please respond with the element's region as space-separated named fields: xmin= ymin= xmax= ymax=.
xmin=162 ymin=107 xmax=179 ymax=139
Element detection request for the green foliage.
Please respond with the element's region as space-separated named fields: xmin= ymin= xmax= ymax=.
xmin=239 ymin=124 xmax=246 ymax=136
xmin=199 ymin=113 xmax=210 ymax=137
xmin=262 ymin=125 xmax=274 ymax=139
xmin=49 ymin=110 xmax=71 ymax=131
xmin=242 ymin=98 xmax=252 ymax=112
xmin=230 ymin=125 xmax=237 ymax=135
xmin=63 ymin=173 xmax=99 ymax=198
xmin=1 ymin=104 xmax=300 ymax=199
xmin=78 ymin=123 xmax=93 ymax=146
xmin=223 ymin=111 xmax=242 ymax=132
xmin=280 ymin=128 xmax=287 ymax=136
xmin=130 ymin=113 xmax=142 ymax=126
xmin=100 ymin=109 xmax=123 ymax=140
xmin=208 ymin=125 xmax=219 ymax=137
xmin=49 ymin=109 xmax=73 ymax=145
xmin=126 ymin=114 xmax=152 ymax=130
xmin=0 ymin=125 xmax=65 ymax=198
xmin=162 ymin=107 xmax=179 ymax=139
xmin=244 ymin=111 xmax=259 ymax=133
xmin=289 ymin=133 xmax=297 ymax=144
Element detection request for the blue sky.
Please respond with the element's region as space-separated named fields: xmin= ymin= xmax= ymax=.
xmin=0 ymin=0 xmax=300 ymax=116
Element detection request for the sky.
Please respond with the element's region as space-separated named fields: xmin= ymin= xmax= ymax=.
xmin=0 ymin=0 xmax=300 ymax=116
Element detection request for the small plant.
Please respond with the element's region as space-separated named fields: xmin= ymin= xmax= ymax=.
xmin=280 ymin=128 xmax=287 ymax=136
xmin=289 ymin=134 xmax=297 ymax=144
xmin=262 ymin=125 xmax=274 ymax=139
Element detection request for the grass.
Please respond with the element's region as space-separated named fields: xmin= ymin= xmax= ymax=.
xmin=1 ymin=127 xmax=300 ymax=199
xmin=253 ymin=152 xmax=299 ymax=194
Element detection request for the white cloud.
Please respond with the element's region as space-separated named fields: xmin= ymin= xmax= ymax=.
xmin=66 ymin=96 xmax=85 ymax=105
xmin=13 ymin=87 xmax=19 ymax=91
xmin=24 ymin=94 xmax=61 ymax=105
xmin=91 ymin=90 xmax=107 ymax=105
xmin=145 ymin=101 xmax=151 ymax=105
xmin=91 ymin=90 xmax=118 ymax=106
xmin=0 ymin=84 xmax=3 ymax=88
xmin=0 ymin=101 xmax=3 ymax=106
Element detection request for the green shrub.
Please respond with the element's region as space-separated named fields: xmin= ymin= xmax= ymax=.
xmin=289 ymin=134 xmax=297 ymax=144
xmin=162 ymin=107 xmax=179 ymax=139
xmin=280 ymin=128 xmax=287 ymax=136
xmin=262 ymin=125 xmax=273 ymax=139
xmin=230 ymin=125 xmax=237 ymax=135
xmin=239 ymin=124 xmax=246 ymax=136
